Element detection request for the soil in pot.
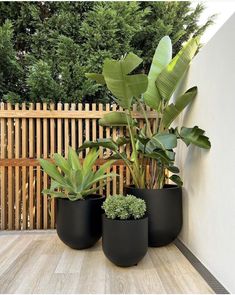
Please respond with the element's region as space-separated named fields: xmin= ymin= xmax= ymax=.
xmin=125 ymin=185 xmax=182 ymax=247
xmin=56 ymin=194 xmax=105 ymax=250
xmin=102 ymin=214 xmax=148 ymax=267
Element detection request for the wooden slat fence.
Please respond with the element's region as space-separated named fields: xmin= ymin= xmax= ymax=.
xmin=0 ymin=102 xmax=157 ymax=230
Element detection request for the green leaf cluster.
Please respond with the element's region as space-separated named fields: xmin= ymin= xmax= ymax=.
xmin=102 ymin=194 xmax=146 ymax=220
xmin=84 ymin=35 xmax=211 ymax=189
xmin=39 ymin=147 xmax=116 ymax=201
xmin=0 ymin=2 xmax=214 ymax=103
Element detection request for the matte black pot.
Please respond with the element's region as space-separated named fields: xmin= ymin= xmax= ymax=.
xmin=102 ymin=214 xmax=148 ymax=267
xmin=56 ymin=194 xmax=105 ymax=249
xmin=125 ymin=185 xmax=182 ymax=247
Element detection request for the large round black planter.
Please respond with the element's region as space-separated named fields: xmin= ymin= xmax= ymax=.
xmin=56 ymin=194 xmax=105 ymax=250
xmin=125 ymin=185 xmax=182 ymax=247
xmin=102 ymin=214 xmax=148 ymax=267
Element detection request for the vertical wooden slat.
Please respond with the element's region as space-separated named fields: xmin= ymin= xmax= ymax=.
xmin=85 ymin=104 xmax=90 ymax=155
xmin=36 ymin=103 xmax=42 ymax=229
xmin=15 ymin=103 xmax=21 ymax=230
xmin=57 ymin=103 xmax=62 ymax=155
xmin=50 ymin=103 xmax=55 ymax=228
xmin=92 ymin=104 xmax=97 ymax=190
xmin=43 ymin=103 xmax=48 ymax=229
xmin=64 ymin=103 xmax=69 ymax=157
xmin=105 ymin=104 xmax=111 ymax=196
xmin=0 ymin=102 xmax=7 ymax=229
xmin=7 ymin=103 xmax=14 ymax=229
xmin=71 ymin=103 xmax=76 ymax=150
xmin=29 ymin=103 xmax=34 ymax=229
xmin=22 ymin=103 xmax=27 ymax=229
xmin=78 ymin=103 xmax=83 ymax=159
xmin=98 ymin=104 xmax=104 ymax=195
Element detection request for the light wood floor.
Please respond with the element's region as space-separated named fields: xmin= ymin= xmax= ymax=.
xmin=0 ymin=231 xmax=213 ymax=294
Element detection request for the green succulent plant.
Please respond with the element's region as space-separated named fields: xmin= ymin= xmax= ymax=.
xmin=81 ymin=35 xmax=211 ymax=189
xmin=39 ymin=147 xmax=116 ymax=201
xmin=102 ymin=194 xmax=146 ymax=220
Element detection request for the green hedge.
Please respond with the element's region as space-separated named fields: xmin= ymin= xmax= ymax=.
xmin=0 ymin=2 xmax=215 ymax=103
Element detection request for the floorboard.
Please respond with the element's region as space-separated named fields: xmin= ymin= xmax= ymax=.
xmin=0 ymin=231 xmax=214 ymax=294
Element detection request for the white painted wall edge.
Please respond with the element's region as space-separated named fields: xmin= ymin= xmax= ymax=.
xmin=175 ymin=13 xmax=235 ymax=293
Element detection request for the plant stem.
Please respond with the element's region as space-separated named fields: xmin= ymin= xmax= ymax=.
xmin=136 ymin=97 xmax=152 ymax=137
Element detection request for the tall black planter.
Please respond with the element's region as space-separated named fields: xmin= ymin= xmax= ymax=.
xmin=56 ymin=194 xmax=105 ymax=249
xmin=102 ymin=215 xmax=148 ymax=267
xmin=125 ymin=185 xmax=182 ymax=247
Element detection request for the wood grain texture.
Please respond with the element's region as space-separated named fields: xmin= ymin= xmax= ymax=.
xmin=0 ymin=232 xmax=214 ymax=294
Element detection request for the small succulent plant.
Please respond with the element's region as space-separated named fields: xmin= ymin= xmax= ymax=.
xmin=102 ymin=194 xmax=146 ymax=220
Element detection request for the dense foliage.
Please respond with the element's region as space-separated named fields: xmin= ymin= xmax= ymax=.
xmin=0 ymin=1 xmax=214 ymax=103
xmin=102 ymin=195 xmax=146 ymax=220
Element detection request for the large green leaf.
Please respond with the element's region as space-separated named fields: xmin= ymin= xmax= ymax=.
xmin=82 ymin=148 xmax=99 ymax=176
xmin=53 ymin=153 xmax=71 ymax=175
xmin=162 ymin=86 xmax=197 ymax=128
xmin=169 ymin=174 xmax=183 ymax=187
xmin=85 ymin=73 xmax=106 ymax=85
xmin=180 ymin=126 xmax=211 ymax=149
xmin=68 ymin=147 xmax=82 ymax=171
xmin=144 ymin=36 xmax=172 ymax=110
xmin=78 ymin=139 xmax=118 ymax=152
xmin=145 ymin=133 xmax=177 ymax=153
xmin=99 ymin=112 xmax=131 ymax=127
xmin=39 ymin=159 xmax=65 ymax=185
xmin=102 ymin=53 xmax=148 ymax=109
xmin=94 ymin=160 xmax=116 ymax=179
xmin=156 ymin=37 xmax=199 ymax=101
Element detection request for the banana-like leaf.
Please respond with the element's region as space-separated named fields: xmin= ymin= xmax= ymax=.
xmin=144 ymin=36 xmax=172 ymax=110
xmin=39 ymin=159 xmax=65 ymax=185
xmin=145 ymin=133 xmax=177 ymax=153
xmin=156 ymin=37 xmax=199 ymax=101
xmin=162 ymin=86 xmax=197 ymax=128
xmin=166 ymin=165 xmax=180 ymax=173
xmin=53 ymin=153 xmax=71 ymax=174
xmin=85 ymin=73 xmax=106 ymax=85
xmin=180 ymin=126 xmax=211 ymax=149
xmin=169 ymin=174 xmax=183 ymax=187
xmin=78 ymin=139 xmax=118 ymax=152
xmin=68 ymin=147 xmax=82 ymax=170
xmin=143 ymin=150 xmax=175 ymax=163
xmin=102 ymin=53 xmax=148 ymax=109
xmin=99 ymin=112 xmax=131 ymax=126
xmin=116 ymin=136 xmax=130 ymax=146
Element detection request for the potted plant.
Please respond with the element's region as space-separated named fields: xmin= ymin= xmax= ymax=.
xmin=80 ymin=36 xmax=211 ymax=247
xmin=39 ymin=147 xmax=115 ymax=249
xmin=102 ymin=194 xmax=147 ymax=267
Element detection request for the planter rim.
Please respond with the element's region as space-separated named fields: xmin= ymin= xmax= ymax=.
xmin=103 ymin=214 xmax=148 ymax=223
xmin=125 ymin=184 xmax=180 ymax=191
xmin=58 ymin=194 xmax=105 ymax=203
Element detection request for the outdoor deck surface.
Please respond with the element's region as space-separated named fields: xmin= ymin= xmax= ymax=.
xmin=0 ymin=231 xmax=213 ymax=294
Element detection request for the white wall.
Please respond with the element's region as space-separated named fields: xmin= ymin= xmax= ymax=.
xmin=175 ymin=14 xmax=235 ymax=293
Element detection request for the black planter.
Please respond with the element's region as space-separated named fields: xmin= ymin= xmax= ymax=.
xmin=102 ymin=214 xmax=148 ymax=267
xmin=56 ymin=194 xmax=105 ymax=249
xmin=125 ymin=185 xmax=182 ymax=247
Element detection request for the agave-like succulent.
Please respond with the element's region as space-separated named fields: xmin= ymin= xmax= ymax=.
xmin=39 ymin=147 xmax=116 ymax=201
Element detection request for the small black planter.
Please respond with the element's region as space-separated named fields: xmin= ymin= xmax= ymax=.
xmin=102 ymin=214 xmax=148 ymax=267
xmin=56 ymin=194 xmax=105 ymax=249
xmin=125 ymin=185 xmax=182 ymax=247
